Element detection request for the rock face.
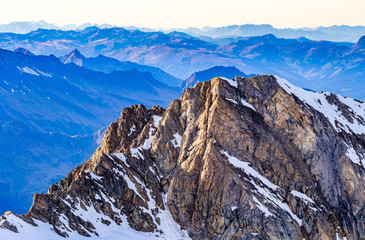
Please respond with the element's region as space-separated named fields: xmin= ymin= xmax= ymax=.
xmin=1 ymin=75 xmax=365 ymax=239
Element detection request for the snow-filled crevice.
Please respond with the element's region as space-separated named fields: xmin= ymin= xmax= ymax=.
xmin=221 ymin=150 xmax=302 ymax=225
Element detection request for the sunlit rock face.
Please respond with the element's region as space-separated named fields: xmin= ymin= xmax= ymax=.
xmin=1 ymin=75 xmax=364 ymax=240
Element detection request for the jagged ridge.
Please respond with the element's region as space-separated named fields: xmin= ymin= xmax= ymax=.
xmin=1 ymin=75 xmax=364 ymax=239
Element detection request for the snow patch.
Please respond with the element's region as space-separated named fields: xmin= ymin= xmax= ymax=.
xmin=17 ymin=67 xmax=52 ymax=77
xmin=171 ymin=132 xmax=182 ymax=148
xmin=130 ymin=115 xmax=162 ymax=158
xmin=225 ymin=98 xmax=238 ymax=105
xmin=17 ymin=66 xmax=39 ymax=76
xmin=241 ymin=99 xmax=256 ymax=111
xmin=252 ymin=196 xmax=274 ymax=218
xmin=219 ymin=77 xmax=238 ymax=88
xmin=84 ymin=170 xmax=103 ymax=181
xmin=290 ymin=190 xmax=314 ymax=204
xmin=344 ymin=144 xmax=363 ymax=165
xmin=221 ymin=150 xmax=302 ymax=225
xmin=128 ymin=125 xmax=136 ymax=136
xmin=220 ymin=150 xmax=278 ymax=190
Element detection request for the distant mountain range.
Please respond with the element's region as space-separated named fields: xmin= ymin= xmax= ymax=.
xmin=1 ymin=21 xmax=365 ymax=42
xmin=0 ymin=27 xmax=363 ymax=99
xmin=60 ymin=49 xmax=183 ymax=86
xmin=0 ymin=48 xmax=181 ymax=214
xmin=174 ymin=24 xmax=365 ymax=43
xmin=0 ymin=20 xmax=116 ymax=34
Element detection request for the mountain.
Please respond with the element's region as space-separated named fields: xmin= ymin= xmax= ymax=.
xmin=2 ymin=21 xmax=364 ymax=43
xmin=176 ymin=24 xmax=365 ymax=43
xmin=59 ymin=48 xmax=85 ymax=66
xmin=0 ymin=27 xmax=239 ymax=79
xmin=0 ymin=21 xmax=116 ymax=34
xmin=60 ymin=49 xmax=183 ymax=86
xmin=179 ymin=66 xmax=255 ymax=89
xmin=14 ymin=47 xmax=35 ymax=56
xmin=0 ymin=75 xmax=364 ymax=239
xmin=1 ymin=28 xmax=365 ymax=99
xmin=224 ymin=34 xmax=365 ymax=100
xmin=0 ymin=48 xmax=181 ymax=214
xmin=0 ymin=21 xmax=59 ymax=34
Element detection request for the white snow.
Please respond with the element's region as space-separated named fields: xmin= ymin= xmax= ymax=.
xmin=84 ymin=170 xmax=103 ymax=181
xmin=171 ymin=132 xmax=182 ymax=148
xmin=110 ymin=153 xmax=130 ymax=167
xmin=128 ymin=125 xmax=136 ymax=136
xmin=290 ymin=190 xmax=314 ymax=204
xmin=275 ymin=76 xmax=365 ymax=166
xmin=36 ymin=69 xmax=52 ymax=77
xmin=225 ymin=98 xmax=238 ymax=105
xmin=220 ymin=150 xmax=302 ymax=225
xmin=0 ymin=160 xmax=190 ymax=240
xmin=17 ymin=66 xmax=39 ymax=76
xmin=17 ymin=67 xmax=53 ymax=77
xmin=230 ymin=206 xmax=238 ymax=211
xmin=219 ymin=77 xmax=238 ymax=88
xmin=345 ymin=145 xmax=362 ymax=165
xmin=252 ymin=196 xmax=274 ymax=217
xmin=130 ymin=115 xmax=162 ymax=158
xmin=112 ymin=168 xmax=144 ymax=200
xmin=275 ymin=76 xmax=365 ymax=135
xmin=336 ymin=232 xmax=348 ymax=240
xmin=241 ymin=99 xmax=256 ymax=111
xmin=220 ymin=150 xmax=278 ymax=190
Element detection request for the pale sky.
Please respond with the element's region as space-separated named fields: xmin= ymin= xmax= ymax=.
xmin=0 ymin=0 xmax=364 ymax=28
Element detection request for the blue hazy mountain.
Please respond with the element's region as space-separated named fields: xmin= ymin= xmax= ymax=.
xmin=180 ymin=66 xmax=255 ymax=89
xmin=1 ymin=21 xmax=365 ymax=42
xmin=224 ymin=34 xmax=365 ymax=99
xmin=14 ymin=47 xmax=35 ymax=56
xmin=0 ymin=48 xmax=181 ymax=214
xmin=60 ymin=49 xmax=183 ymax=86
xmin=0 ymin=28 xmax=364 ymax=98
xmin=0 ymin=20 xmax=116 ymax=34
xmin=176 ymin=24 xmax=365 ymax=43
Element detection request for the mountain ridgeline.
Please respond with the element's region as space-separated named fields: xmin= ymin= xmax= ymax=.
xmin=0 ymin=27 xmax=364 ymax=100
xmin=179 ymin=66 xmax=256 ymax=89
xmin=0 ymin=75 xmax=364 ymax=239
xmin=0 ymin=47 xmax=181 ymax=214
xmin=59 ymin=49 xmax=183 ymax=87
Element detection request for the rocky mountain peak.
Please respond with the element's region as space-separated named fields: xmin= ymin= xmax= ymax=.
xmin=14 ymin=47 xmax=35 ymax=56
xmin=179 ymin=66 xmax=250 ymax=89
xmin=60 ymin=48 xmax=85 ymax=66
xmin=1 ymin=75 xmax=364 ymax=239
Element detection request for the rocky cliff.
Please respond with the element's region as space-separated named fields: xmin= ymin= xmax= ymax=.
xmin=1 ymin=75 xmax=364 ymax=239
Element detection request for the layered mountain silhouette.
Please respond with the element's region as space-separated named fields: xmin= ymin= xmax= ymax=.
xmin=60 ymin=49 xmax=183 ymax=86
xmin=0 ymin=28 xmax=364 ymax=99
xmin=1 ymin=21 xmax=365 ymax=42
xmin=0 ymin=75 xmax=364 ymax=239
xmin=0 ymin=48 xmax=181 ymax=214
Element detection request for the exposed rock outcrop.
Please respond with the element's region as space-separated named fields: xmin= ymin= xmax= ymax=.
xmin=1 ymin=75 xmax=364 ymax=239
